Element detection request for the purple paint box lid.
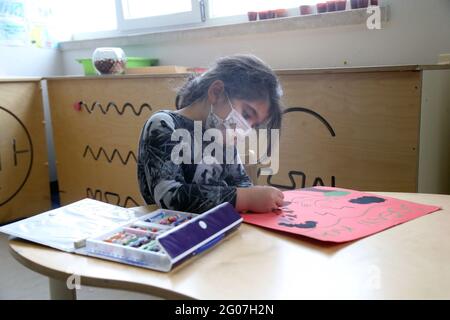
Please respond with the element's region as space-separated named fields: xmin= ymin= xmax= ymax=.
xmin=157 ymin=202 xmax=242 ymax=264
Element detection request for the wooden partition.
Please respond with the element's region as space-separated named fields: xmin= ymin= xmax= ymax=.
xmin=261 ymin=70 xmax=422 ymax=192
xmin=0 ymin=79 xmax=50 ymax=223
xmin=47 ymin=75 xmax=187 ymax=207
xmin=46 ymin=66 xmax=449 ymax=208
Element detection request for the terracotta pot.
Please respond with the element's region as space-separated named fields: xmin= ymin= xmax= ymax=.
xmin=359 ymin=0 xmax=369 ymax=8
xmin=258 ymin=11 xmax=268 ymax=20
xmin=247 ymin=11 xmax=258 ymax=21
xmin=300 ymin=5 xmax=313 ymax=15
xmin=275 ymin=8 xmax=288 ymax=18
xmin=317 ymin=3 xmax=327 ymax=13
xmin=336 ymin=0 xmax=347 ymax=11
xmin=327 ymin=1 xmax=337 ymax=12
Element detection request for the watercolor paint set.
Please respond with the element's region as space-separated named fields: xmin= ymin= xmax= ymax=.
xmin=0 ymin=199 xmax=243 ymax=272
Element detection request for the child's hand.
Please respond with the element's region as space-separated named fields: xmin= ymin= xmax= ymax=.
xmin=236 ymin=186 xmax=284 ymax=213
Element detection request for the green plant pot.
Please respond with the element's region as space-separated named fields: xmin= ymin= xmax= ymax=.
xmin=127 ymin=57 xmax=159 ymax=68
xmin=76 ymin=58 xmax=96 ymax=76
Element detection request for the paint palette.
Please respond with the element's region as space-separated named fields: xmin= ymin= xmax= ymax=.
xmin=144 ymin=211 xmax=194 ymax=226
xmin=85 ymin=204 xmax=242 ymax=271
xmin=0 ymin=199 xmax=243 ymax=272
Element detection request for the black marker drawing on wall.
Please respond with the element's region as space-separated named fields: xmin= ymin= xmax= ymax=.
xmin=266 ymin=107 xmax=337 ymax=190
xmin=86 ymin=188 xmax=141 ymax=207
xmin=77 ymin=101 xmax=152 ymax=116
xmin=0 ymin=106 xmax=33 ymax=207
xmin=83 ymin=145 xmax=137 ymax=165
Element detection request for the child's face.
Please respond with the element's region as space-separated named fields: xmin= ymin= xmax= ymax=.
xmin=222 ymin=97 xmax=270 ymax=128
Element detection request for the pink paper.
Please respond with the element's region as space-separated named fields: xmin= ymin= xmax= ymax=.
xmin=241 ymin=187 xmax=441 ymax=243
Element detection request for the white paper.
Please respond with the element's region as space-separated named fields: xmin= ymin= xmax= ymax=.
xmin=0 ymin=198 xmax=140 ymax=252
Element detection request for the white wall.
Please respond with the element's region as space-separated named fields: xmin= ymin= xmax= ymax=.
xmin=419 ymin=70 xmax=450 ymax=195
xmin=61 ymin=0 xmax=450 ymax=75
xmin=0 ymin=46 xmax=62 ymax=77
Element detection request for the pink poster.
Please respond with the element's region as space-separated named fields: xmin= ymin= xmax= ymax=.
xmin=241 ymin=187 xmax=441 ymax=243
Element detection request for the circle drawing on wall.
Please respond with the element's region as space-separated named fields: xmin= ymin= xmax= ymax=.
xmin=0 ymin=106 xmax=33 ymax=206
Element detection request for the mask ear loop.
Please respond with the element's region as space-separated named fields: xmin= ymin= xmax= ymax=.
xmin=225 ymin=93 xmax=234 ymax=112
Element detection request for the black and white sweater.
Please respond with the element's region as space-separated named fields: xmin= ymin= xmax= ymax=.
xmin=137 ymin=110 xmax=252 ymax=213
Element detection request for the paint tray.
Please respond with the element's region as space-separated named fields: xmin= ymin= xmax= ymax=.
xmin=0 ymin=199 xmax=243 ymax=272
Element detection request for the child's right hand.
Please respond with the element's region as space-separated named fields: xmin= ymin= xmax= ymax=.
xmin=236 ymin=186 xmax=284 ymax=213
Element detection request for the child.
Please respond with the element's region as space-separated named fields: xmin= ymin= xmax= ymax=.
xmin=137 ymin=54 xmax=284 ymax=213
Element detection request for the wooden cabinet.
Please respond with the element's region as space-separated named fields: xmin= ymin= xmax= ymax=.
xmin=0 ymin=79 xmax=50 ymax=223
xmin=46 ymin=65 xmax=450 ymax=208
xmin=47 ymin=75 xmax=186 ymax=207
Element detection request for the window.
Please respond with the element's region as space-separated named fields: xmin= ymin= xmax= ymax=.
xmin=51 ymin=0 xmax=117 ymax=40
xmin=115 ymin=0 xmax=203 ymax=31
xmin=62 ymin=0 xmax=329 ymax=40
xmin=121 ymin=0 xmax=193 ymax=19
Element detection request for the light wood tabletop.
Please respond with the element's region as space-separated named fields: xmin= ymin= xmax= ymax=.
xmin=8 ymin=192 xmax=450 ymax=300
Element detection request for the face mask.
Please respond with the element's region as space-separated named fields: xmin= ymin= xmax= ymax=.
xmin=206 ymin=94 xmax=252 ymax=137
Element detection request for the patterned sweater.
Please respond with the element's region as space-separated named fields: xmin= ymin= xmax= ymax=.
xmin=137 ymin=110 xmax=252 ymax=213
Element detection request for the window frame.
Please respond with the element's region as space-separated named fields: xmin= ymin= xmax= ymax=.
xmin=114 ymin=0 xmax=205 ymax=32
xmin=69 ymin=0 xmax=329 ymax=41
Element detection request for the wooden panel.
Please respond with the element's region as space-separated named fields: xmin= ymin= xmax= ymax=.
xmin=0 ymin=81 xmax=50 ymax=223
xmin=48 ymin=70 xmax=422 ymax=209
xmin=258 ymin=71 xmax=422 ymax=192
xmin=47 ymin=77 xmax=187 ymax=207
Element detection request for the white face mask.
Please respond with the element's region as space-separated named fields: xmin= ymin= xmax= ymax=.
xmin=206 ymin=94 xmax=252 ymax=137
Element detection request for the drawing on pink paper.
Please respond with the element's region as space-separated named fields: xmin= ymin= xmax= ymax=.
xmin=241 ymin=187 xmax=441 ymax=243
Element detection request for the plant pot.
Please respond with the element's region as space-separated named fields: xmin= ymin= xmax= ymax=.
xmin=327 ymin=1 xmax=337 ymax=12
xmin=258 ymin=11 xmax=268 ymax=20
xmin=358 ymin=0 xmax=369 ymax=8
xmin=317 ymin=3 xmax=327 ymax=13
xmin=247 ymin=11 xmax=258 ymax=21
xmin=336 ymin=0 xmax=347 ymax=11
xmin=300 ymin=5 xmax=313 ymax=15
xmin=275 ymin=8 xmax=288 ymax=18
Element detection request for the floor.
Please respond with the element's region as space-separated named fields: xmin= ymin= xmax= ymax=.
xmin=0 ymin=233 xmax=161 ymax=300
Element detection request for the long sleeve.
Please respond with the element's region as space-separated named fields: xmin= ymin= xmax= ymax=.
xmin=225 ymin=152 xmax=253 ymax=188
xmin=137 ymin=112 xmax=239 ymax=213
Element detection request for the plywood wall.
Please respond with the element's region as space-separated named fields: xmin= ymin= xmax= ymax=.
xmin=48 ymin=71 xmax=422 ymax=209
xmin=47 ymin=76 xmax=186 ymax=207
xmin=0 ymin=80 xmax=50 ymax=223
xmin=258 ymin=71 xmax=422 ymax=192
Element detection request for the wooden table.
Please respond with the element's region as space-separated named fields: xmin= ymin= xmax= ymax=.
xmin=8 ymin=192 xmax=450 ymax=300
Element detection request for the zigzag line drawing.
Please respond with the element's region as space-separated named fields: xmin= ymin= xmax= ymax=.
xmin=78 ymin=101 xmax=152 ymax=116
xmin=86 ymin=188 xmax=141 ymax=207
xmin=83 ymin=145 xmax=137 ymax=165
